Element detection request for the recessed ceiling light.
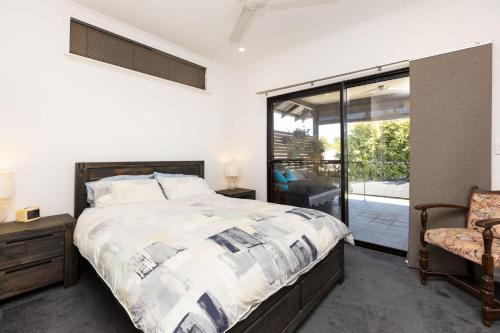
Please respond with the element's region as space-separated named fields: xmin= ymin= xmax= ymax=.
xmin=238 ymin=47 xmax=246 ymax=53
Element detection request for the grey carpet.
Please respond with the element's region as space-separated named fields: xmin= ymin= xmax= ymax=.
xmin=0 ymin=246 xmax=496 ymax=333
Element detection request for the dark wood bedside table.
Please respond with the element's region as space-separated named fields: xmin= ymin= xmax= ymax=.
xmin=0 ymin=214 xmax=78 ymax=300
xmin=216 ymin=188 xmax=256 ymax=200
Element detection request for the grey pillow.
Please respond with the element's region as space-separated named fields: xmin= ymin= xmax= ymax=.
xmin=85 ymin=174 xmax=153 ymax=207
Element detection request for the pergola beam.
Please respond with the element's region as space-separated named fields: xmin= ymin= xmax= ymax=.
xmin=281 ymin=104 xmax=300 ymax=118
xmin=290 ymin=99 xmax=315 ymax=111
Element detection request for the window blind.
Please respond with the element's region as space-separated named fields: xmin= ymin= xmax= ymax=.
xmin=69 ymin=19 xmax=206 ymax=90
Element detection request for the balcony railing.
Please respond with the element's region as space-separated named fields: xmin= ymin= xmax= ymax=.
xmin=348 ymin=161 xmax=409 ymax=200
xmin=271 ymin=159 xmax=409 ymax=201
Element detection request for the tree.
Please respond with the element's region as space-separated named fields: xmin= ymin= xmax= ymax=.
xmin=347 ymin=119 xmax=409 ymax=181
xmin=284 ymin=128 xmax=337 ymax=186
xmin=281 ymin=120 xmax=409 ymax=185
xmin=286 ymin=128 xmax=327 ymax=160
xmin=378 ymin=120 xmax=409 ymax=179
xmin=347 ymin=123 xmax=379 ymax=180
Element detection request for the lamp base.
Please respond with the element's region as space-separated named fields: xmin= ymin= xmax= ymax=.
xmin=0 ymin=205 xmax=7 ymax=223
xmin=227 ymin=177 xmax=239 ymax=190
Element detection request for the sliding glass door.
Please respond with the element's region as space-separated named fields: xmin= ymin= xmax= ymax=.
xmin=267 ymin=69 xmax=410 ymax=253
xmin=268 ymin=86 xmax=344 ymax=221
xmin=346 ymin=75 xmax=410 ymax=251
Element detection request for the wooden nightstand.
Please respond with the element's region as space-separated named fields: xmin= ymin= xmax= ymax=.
xmin=216 ymin=188 xmax=256 ymax=200
xmin=0 ymin=214 xmax=78 ymax=300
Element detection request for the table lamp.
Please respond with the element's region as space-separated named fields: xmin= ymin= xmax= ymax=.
xmin=0 ymin=171 xmax=14 ymax=223
xmin=225 ymin=163 xmax=240 ymax=189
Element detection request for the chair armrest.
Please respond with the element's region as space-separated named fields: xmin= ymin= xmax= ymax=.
xmin=475 ymin=218 xmax=500 ymax=229
xmin=414 ymin=203 xmax=468 ymax=211
xmin=415 ymin=203 xmax=468 ymax=240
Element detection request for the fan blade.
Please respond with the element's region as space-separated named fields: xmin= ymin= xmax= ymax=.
xmin=229 ymin=8 xmax=255 ymax=43
xmin=352 ymin=86 xmax=407 ymax=98
xmin=268 ymin=0 xmax=338 ymax=11
xmin=352 ymin=87 xmax=378 ymax=98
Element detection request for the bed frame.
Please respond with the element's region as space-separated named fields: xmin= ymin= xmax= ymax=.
xmin=74 ymin=161 xmax=345 ymax=333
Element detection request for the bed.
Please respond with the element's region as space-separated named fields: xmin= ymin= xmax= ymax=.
xmin=73 ymin=161 xmax=352 ymax=333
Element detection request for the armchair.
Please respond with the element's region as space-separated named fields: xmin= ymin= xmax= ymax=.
xmin=415 ymin=186 xmax=500 ymax=327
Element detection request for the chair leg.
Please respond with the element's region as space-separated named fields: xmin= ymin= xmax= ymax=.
xmin=419 ymin=247 xmax=429 ymax=285
xmin=419 ymin=210 xmax=429 ymax=286
xmin=481 ymin=228 xmax=494 ymax=327
xmin=466 ymin=261 xmax=476 ymax=283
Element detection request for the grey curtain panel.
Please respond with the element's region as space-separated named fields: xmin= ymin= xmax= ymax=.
xmin=407 ymin=44 xmax=492 ymax=270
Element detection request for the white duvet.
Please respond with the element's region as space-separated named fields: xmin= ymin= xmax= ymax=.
xmin=74 ymin=194 xmax=353 ymax=333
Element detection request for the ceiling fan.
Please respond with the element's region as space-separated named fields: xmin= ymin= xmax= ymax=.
xmin=229 ymin=0 xmax=339 ymax=43
xmin=352 ymin=84 xmax=408 ymax=98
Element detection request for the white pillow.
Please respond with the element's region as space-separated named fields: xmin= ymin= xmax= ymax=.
xmin=157 ymin=176 xmax=214 ymax=199
xmin=89 ymin=179 xmax=166 ymax=208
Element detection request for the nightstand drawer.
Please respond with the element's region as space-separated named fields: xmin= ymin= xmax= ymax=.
xmin=0 ymin=231 xmax=64 ymax=270
xmin=0 ymin=256 xmax=64 ymax=300
xmin=216 ymin=188 xmax=256 ymax=200
xmin=238 ymin=193 xmax=256 ymax=200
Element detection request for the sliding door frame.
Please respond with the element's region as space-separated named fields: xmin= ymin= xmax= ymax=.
xmin=266 ymin=68 xmax=409 ymax=256
xmin=267 ymin=82 xmax=346 ymax=222
xmin=343 ymin=68 xmax=410 ymax=256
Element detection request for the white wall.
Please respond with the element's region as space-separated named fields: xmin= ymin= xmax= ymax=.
xmin=1 ymin=0 xmax=498 ymax=218
xmin=0 ymin=0 xmax=235 ymax=219
xmin=230 ymin=0 xmax=500 ymax=200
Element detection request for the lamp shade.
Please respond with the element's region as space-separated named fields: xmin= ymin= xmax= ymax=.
xmin=225 ymin=163 xmax=239 ymax=177
xmin=0 ymin=171 xmax=14 ymax=199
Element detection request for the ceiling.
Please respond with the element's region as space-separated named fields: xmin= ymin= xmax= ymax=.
xmin=71 ymin=0 xmax=423 ymax=68
xmin=295 ymin=76 xmax=410 ymax=105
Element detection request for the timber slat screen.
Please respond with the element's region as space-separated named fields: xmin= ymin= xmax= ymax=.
xmin=69 ymin=19 xmax=206 ymax=90
xmin=273 ymin=130 xmax=315 ymax=160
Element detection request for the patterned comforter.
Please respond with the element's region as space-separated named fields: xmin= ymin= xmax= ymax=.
xmin=74 ymin=194 xmax=353 ymax=333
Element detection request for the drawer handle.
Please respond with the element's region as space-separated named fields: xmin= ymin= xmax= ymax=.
xmin=5 ymin=259 xmax=53 ymax=274
xmin=6 ymin=233 xmax=54 ymax=245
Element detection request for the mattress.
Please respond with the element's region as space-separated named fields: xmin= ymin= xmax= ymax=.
xmin=74 ymin=194 xmax=353 ymax=333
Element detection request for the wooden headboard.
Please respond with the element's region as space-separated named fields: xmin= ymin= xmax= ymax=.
xmin=74 ymin=161 xmax=204 ymax=219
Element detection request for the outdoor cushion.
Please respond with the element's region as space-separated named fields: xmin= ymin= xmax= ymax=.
xmin=425 ymin=228 xmax=500 ymax=267
xmin=467 ymin=191 xmax=500 ymax=239
xmin=274 ymin=170 xmax=288 ymax=183
xmin=285 ymin=169 xmax=299 ymax=181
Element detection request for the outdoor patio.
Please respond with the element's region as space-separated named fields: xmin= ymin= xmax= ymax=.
xmin=350 ymin=180 xmax=409 ymax=199
xmin=348 ymin=194 xmax=409 ymax=251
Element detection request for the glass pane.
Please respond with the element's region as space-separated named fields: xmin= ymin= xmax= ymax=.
xmin=271 ymin=90 xmax=342 ymax=220
xmin=346 ymin=76 xmax=410 ymax=251
xmin=271 ymin=161 xmax=342 ymax=219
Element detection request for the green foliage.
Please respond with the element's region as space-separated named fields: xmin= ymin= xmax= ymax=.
xmin=284 ymin=128 xmax=336 ymax=185
xmin=330 ymin=137 xmax=341 ymax=156
xmin=281 ymin=121 xmax=409 ymax=185
xmin=310 ymin=136 xmax=328 ymax=160
xmin=291 ymin=128 xmax=309 ymax=140
xmin=286 ymin=128 xmax=327 ymax=160
xmin=347 ymin=119 xmax=409 ymax=181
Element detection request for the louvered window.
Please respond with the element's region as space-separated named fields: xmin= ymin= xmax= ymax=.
xmin=69 ymin=19 xmax=206 ymax=90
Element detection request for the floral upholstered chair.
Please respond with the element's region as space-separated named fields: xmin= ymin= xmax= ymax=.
xmin=415 ymin=186 xmax=500 ymax=327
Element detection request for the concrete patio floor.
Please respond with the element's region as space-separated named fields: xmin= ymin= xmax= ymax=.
xmin=348 ymin=194 xmax=409 ymax=251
